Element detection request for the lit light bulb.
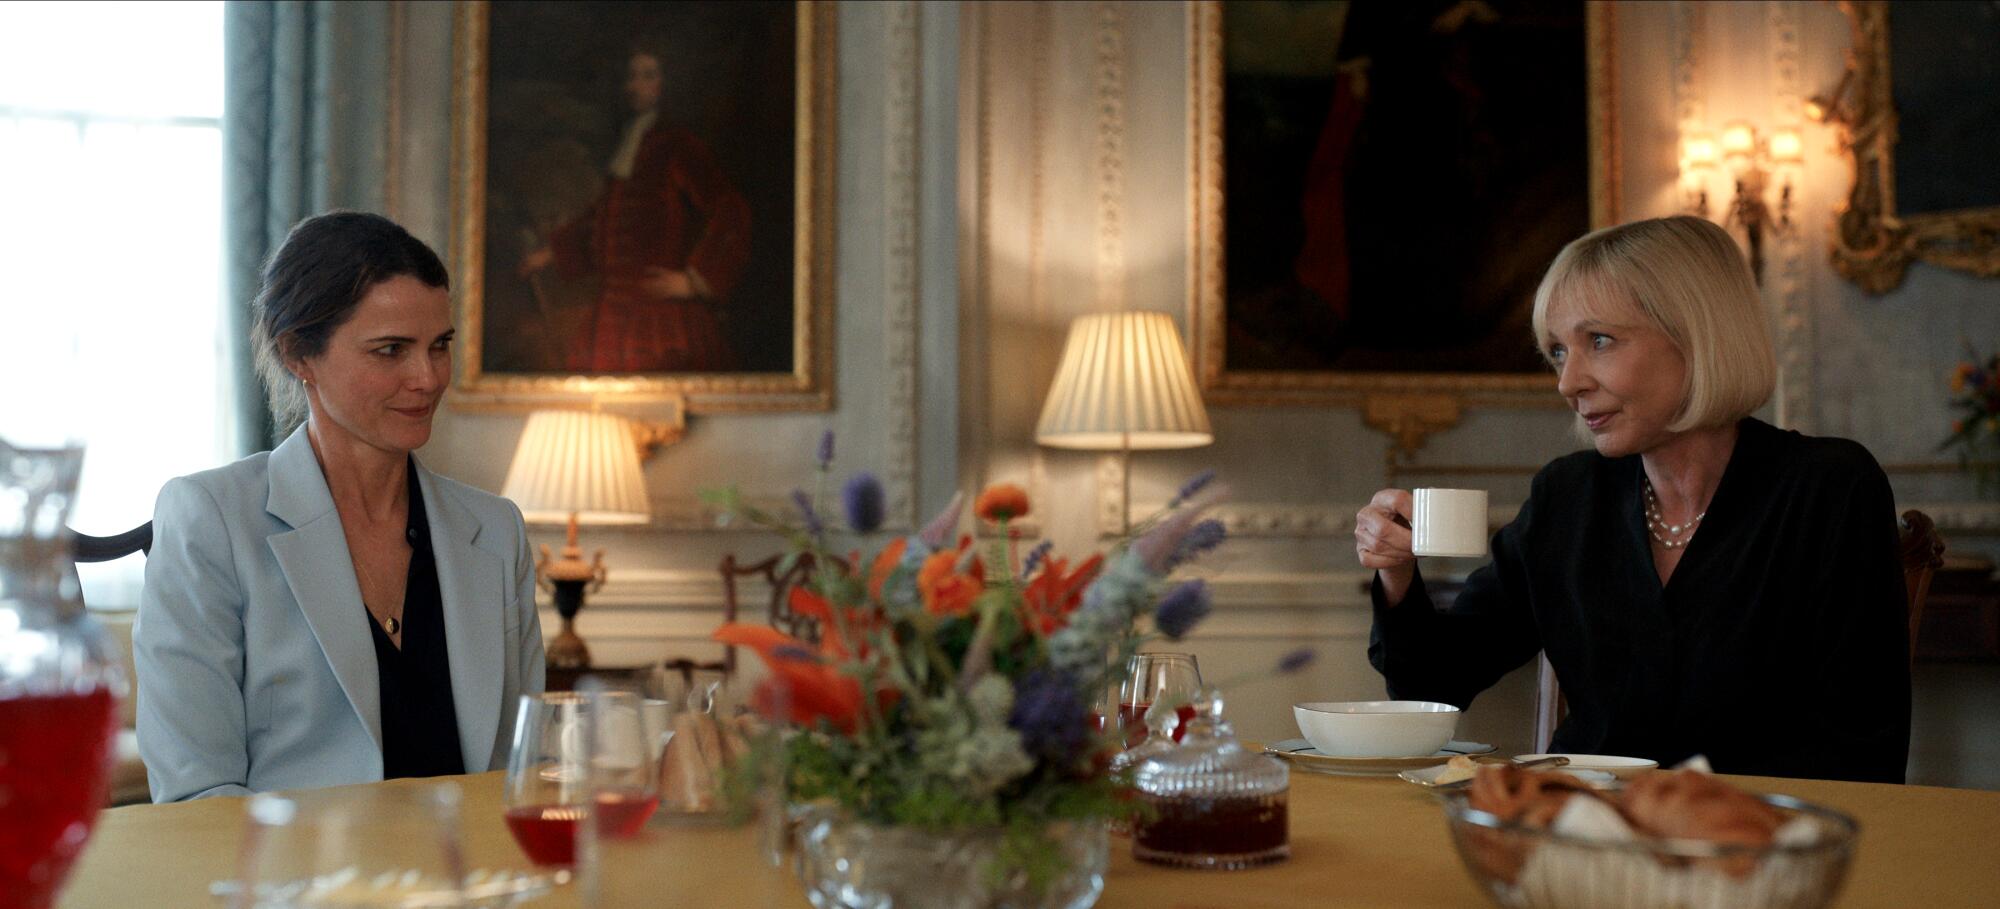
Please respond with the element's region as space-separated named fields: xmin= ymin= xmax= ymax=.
xmin=1768 ymin=128 xmax=1804 ymax=164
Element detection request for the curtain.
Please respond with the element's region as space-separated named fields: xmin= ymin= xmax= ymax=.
xmin=222 ymin=0 xmax=393 ymax=452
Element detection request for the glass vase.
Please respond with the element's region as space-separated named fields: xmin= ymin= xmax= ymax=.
xmin=0 ymin=438 xmax=123 ymax=909
xmin=794 ymin=810 xmax=1108 ymax=909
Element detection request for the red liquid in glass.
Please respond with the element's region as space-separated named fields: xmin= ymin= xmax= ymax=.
xmin=593 ymin=787 xmax=660 ymax=838
xmin=1134 ymin=793 xmax=1289 ymax=868
xmin=505 ymin=788 xmax=661 ymax=866
xmin=505 ymin=805 xmax=583 ymax=866
xmin=1114 ymin=702 xmax=1198 ymax=748
xmin=0 ymin=687 xmax=117 ymax=909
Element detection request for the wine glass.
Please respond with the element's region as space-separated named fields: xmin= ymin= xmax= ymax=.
xmin=1115 ymin=653 xmax=1204 ymax=749
xmin=219 ymin=781 xmax=551 ymax=908
xmin=502 ymin=690 xmax=660 ymax=869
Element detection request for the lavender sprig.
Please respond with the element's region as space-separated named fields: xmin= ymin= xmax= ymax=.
xmin=1276 ymin=647 xmax=1316 ymax=674
xmin=1168 ymin=469 xmax=1217 ymax=509
xmin=1163 ymin=518 xmax=1227 ymax=572
xmin=1020 ymin=540 xmax=1055 ymax=579
xmin=791 ymin=488 xmax=824 ymax=537
xmin=1153 ymin=579 xmax=1212 ymax=640
xmin=816 ymin=429 xmax=835 ymax=469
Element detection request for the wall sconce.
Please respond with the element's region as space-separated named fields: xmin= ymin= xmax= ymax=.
xmin=1803 ymin=69 xmax=1855 ymax=127
xmin=1679 ymin=120 xmax=1803 ymax=282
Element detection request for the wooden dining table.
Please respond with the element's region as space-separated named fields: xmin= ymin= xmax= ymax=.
xmin=59 ymin=767 xmax=2000 ymax=908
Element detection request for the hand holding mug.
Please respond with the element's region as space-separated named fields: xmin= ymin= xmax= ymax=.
xmin=1355 ymin=487 xmax=1490 ymax=605
xmin=1355 ymin=489 xmax=1417 ymax=598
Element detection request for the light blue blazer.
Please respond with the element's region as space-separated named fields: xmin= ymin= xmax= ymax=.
xmin=135 ymin=427 xmax=545 ymax=802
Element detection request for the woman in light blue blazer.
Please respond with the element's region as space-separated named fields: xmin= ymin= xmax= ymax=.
xmin=136 ymin=212 xmax=545 ymax=802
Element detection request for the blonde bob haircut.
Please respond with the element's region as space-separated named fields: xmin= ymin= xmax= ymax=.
xmin=1530 ymin=215 xmax=1775 ymax=433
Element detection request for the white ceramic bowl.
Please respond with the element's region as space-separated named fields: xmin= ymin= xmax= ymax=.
xmin=1293 ymin=701 xmax=1460 ymax=758
xmin=1513 ymin=754 xmax=1659 ymax=780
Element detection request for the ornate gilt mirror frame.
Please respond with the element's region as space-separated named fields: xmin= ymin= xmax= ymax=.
xmin=448 ymin=0 xmax=837 ymax=413
xmin=1830 ymin=0 xmax=2000 ymax=294
xmin=1185 ymin=1 xmax=1617 ymax=426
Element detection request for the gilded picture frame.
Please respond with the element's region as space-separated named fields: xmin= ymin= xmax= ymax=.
xmin=449 ymin=0 xmax=837 ymax=413
xmin=1829 ymin=0 xmax=2000 ymax=294
xmin=1186 ymin=0 xmax=1619 ymax=406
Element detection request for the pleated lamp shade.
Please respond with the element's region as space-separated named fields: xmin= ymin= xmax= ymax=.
xmin=500 ymin=411 xmax=652 ymax=525
xmin=1035 ymin=311 xmax=1214 ymax=450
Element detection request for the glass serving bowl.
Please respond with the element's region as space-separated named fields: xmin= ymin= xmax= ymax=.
xmin=1439 ymin=790 xmax=1858 ymax=909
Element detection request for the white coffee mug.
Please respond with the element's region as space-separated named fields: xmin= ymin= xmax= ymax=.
xmin=1412 ymin=488 xmax=1489 ymax=558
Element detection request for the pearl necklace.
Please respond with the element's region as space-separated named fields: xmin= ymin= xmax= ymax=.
xmin=1642 ymin=478 xmax=1706 ymax=550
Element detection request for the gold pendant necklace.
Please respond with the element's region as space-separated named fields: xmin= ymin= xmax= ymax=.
xmin=384 ymin=615 xmax=401 ymax=635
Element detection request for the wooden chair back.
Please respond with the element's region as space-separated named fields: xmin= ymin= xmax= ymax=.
xmin=679 ymin=552 xmax=824 ymax=689
xmin=1530 ymin=507 xmax=1945 ymax=753
xmin=1898 ymin=509 xmax=1944 ymax=663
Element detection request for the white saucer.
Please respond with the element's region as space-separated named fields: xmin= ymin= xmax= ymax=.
xmin=1256 ymin=738 xmax=1497 ymax=776
xmin=1512 ymin=753 xmax=1658 ymax=779
xmin=1397 ymin=762 xmax=1618 ymax=789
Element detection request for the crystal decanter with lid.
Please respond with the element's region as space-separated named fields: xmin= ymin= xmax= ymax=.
xmin=0 ymin=437 xmax=123 ymax=909
xmin=1130 ymin=688 xmax=1289 ymax=869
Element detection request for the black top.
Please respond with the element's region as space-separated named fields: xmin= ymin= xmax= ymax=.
xmin=366 ymin=463 xmax=466 ymax=779
xmin=1369 ymin=418 xmax=1911 ymax=783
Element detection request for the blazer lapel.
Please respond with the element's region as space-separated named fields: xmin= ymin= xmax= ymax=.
xmin=415 ymin=462 xmax=505 ymax=771
xmin=264 ymin=428 xmax=383 ymax=751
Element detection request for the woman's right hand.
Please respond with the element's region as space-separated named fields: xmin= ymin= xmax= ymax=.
xmin=1355 ymin=488 xmax=1417 ymax=605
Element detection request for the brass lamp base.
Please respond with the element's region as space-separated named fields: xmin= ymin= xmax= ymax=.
xmin=537 ymin=511 xmax=607 ymax=671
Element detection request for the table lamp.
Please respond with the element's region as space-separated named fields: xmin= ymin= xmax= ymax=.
xmin=1035 ymin=311 xmax=1214 ymax=532
xmin=500 ymin=410 xmax=652 ymax=669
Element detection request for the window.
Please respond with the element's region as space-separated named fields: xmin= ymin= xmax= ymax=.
xmin=0 ymin=1 xmax=230 ymax=609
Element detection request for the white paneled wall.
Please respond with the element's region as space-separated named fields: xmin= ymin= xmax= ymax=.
xmin=377 ymin=2 xmax=1998 ymax=779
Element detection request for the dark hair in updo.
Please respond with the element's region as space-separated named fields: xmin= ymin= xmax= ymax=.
xmin=251 ymin=211 xmax=449 ymax=433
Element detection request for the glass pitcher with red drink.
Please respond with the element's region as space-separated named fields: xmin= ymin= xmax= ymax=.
xmin=0 ymin=437 xmax=123 ymax=909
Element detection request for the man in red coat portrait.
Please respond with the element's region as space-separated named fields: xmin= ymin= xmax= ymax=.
xmin=521 ymin=49 xmax=751 ymax=373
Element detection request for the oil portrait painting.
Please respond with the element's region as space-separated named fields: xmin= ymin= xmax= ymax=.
xmin=453 ymin=0 xmax=833 ymax=410
xmin=1190 ymin=0 xmax=1610 ymax=401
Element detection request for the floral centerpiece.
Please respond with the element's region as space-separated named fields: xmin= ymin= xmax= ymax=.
xmin=699 ymin=434 xmax=1257 ymax=907
xmin=1942 ymin=349 xmax=2000 ymax=491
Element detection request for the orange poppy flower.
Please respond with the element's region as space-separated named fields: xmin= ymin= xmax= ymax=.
xmin=917 ymin=545 xmax=985 ymax=617
xmin=714 ymin=623 xmax=866 ymax=731
xmin=867 ymin=537 xmax=909 ymax=600
xmin=1019 ymin=553 xmax=1104 ymax=635
xmin=787 ymin=587 xmax=880 ymax=660
xmin=974 ymin=483 xmax=1031 ymax=523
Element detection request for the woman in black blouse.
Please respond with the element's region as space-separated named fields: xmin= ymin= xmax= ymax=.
xmin=1353 ymin=216 xmax=1909 ymax=783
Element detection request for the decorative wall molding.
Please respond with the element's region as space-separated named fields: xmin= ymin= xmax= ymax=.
xmin=1671 ymin=0 xmax=1706 ymax=140
xmin=883 ymin=0 xmax=923 ymax=530
xmin=1767 ymin=0 xmax=1811 ymax=432
xmin=1092 ymin=0 xmax=1127 ymax=313
xmin=577 ymin=567 xmax=1376 ymax=612
xmin=1096 ymin=453 xmax=1126 ymax=536
xmin=559 ymin=568 xmax=1377 ymax=657
xmin=1913 ymin=503 xmax=2000 ymax=536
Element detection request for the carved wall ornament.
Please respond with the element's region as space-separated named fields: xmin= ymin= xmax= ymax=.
xmin=1827 ymin=1 xmax=2000 ymax=293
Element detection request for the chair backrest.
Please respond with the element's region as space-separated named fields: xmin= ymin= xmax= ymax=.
xmin=70 ymin=522 xmax=153 ymax=563
xmin=1898 ymin=508 xmax=1945 ymax=663
xmin=708 ymin=551 xmax=824 ymax=677
xmin=1530 ymin=507 xmax=1946 ymax=753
